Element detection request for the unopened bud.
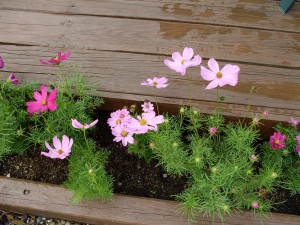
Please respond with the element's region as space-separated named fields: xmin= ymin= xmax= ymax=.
xmin=149 ymin=142 xmax=155 ymax=149
xmin=88 ymin=169 xmax=94 ymax=174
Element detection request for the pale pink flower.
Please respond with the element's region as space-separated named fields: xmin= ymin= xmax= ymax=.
xmin=112 ymin=125 xmax=134 ymax=146
xmin=252 ymin=201 xmax=259 ymax=209
xmin=42 ymin=135 xmax=73 ymax=159
xmin=209 ymin=127 xmax=217 ymax=134
xmin=164 ymin=47 xmax=202 ymax=76
xmin=40 ymin=51 xmax=70 ymax=66
xmin=250 ymin=154 xmax=258 ymax=162
xmin=107 ymin=109 xmax=131 ymax=128
xmin=296 ymin=134 xmax=300 ymax=145
xmin=140 ymin=77 xmax=169 ymax=89
xmin=0 ymin=56 xmax=4 ymax=69
xmin=253 ymin=117 xmax=259 ymax=124
xmin=290 ymin=117 xmax=299 ymax=126
xmin=263 ymin=111 xmax=269 ymax=117
xmin=7 ymin=73 xmax=18 ymax=85
xmin=72 ymin=119 xmax=98 ymax=130
xmin=130 ymin=111 xmax=164 ymax=134
xmin=26 ymin=85 xmax=58 ymax=115
xmin=200 ymin=58 xmax=240 ymax=90
xmin=270 ymin=132 xmax=286 ymax=150
xmin=141 ymin=101 xmax=154 ymax=113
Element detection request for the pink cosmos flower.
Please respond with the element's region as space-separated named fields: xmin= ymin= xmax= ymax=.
xmin=7 ymin=73 xmax=18 ymax=85
xmin=107 ymin=109 xmax=132 ymax=128
xmin=42 ymin=135 xmax=73 ymax=159
xmin=290 ymin=117 xmax=299 ymax=126
xmin=141 ymin=101 xmax=154 ymax=113
xmin=112 ymin=125 xmax=134 ymax=146
xmin=209 ymin=127 xmax=217 ymax=134
xmin=252 ymin=201 xmax=259 ymax=209
xmin=164 ymin=47 xmax=202 ymax=76
xmin=130 ymin=111 xmax=164 ymax=134
xmin=26 ymin=85 xmax=58 ymax=115
xmin=296 ymin=135 xmax=300 ymax=145
xmin=263 ymin=111 xmax=269 ymax=117
xmin=72 ymin=119 xmax=98 ymax=130
xmin=201 ymin=58 xmax=240 ymax=90
xmin=40 ymin=51 xmax=70 ymax=66
xmin=270 ymin=132 xmax=286 ymax=150
xmin=0 ymin=56 xmax=4 ymax=69
xmin=140 ymin=77 xmax=169 ymax=89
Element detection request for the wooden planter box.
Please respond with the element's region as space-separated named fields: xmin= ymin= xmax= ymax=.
xmin=1 ymin=176 xmax=300 ymax=225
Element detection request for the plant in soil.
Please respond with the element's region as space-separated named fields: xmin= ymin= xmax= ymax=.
xmin=0 ymin=53 xmax=112 ymax=203
xmin=107 ymin=47 xmax=300 ymax=223
xmin=1 ymin=49 xmax=300 ymax=224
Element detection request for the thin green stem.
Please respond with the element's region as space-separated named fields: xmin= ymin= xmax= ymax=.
xmin=186 ymin=74 xmax=191 ymax=107
xmin=154 ymin=87 xmax=160 ymax=115
xmin=83 ymin=129 xmax=89 ymax=148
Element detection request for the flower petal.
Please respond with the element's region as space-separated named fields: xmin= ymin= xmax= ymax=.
xmin=208 ymin=58 xmax=220 ymax=73
xmin=200 ymin=66 xmax=216 ymax=81
xmin=171 ymin=52 xmax=182 ymax=61
xmin=47 ymin=89 xmax=58 ymax=103
xmin=40 ymin=85 xmax=48 ymax=99
xmin=72 ymin=119 xmax=83 ymax=129
xmin=53 ymin=136 xmax=61 ymax=150
xmin=182 ymin=47 xmax=194 ymax=60
xmin=61 ymin=51 xmax=70 ymax=60
xmin=205 ymin=79 xmax=220 ymax=90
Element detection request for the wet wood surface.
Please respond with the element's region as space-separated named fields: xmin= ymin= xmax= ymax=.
xmin=1 ymin=176 xmax=300 ymax=225
xmin=0 ymin=0 xmax=299 ymax=122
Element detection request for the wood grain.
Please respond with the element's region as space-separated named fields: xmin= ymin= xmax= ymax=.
xmin=0 ymin=10 xmax=299 ymax=68
xmin=1 ymin=45 xmax=300 ymax=123
xmin=1 ymin=0 xmax=299 ymax=33
xmin=1 ymin=177 xmax=300 ymax=225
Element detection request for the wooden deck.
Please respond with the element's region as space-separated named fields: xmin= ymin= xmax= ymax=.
xmin=1 ymin=176 xmax=300 ymax=225
xmin=0 ymin=0 xmax=300 ymax=122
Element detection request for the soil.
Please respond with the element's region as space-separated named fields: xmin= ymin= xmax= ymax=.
xmin=1 ymin=110 xmax=300 ymax=215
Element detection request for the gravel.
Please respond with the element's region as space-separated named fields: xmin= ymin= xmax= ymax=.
xmin=0 ymin=211 xmax=87 ymax=225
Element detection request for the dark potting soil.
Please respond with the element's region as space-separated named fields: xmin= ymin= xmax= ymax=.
xmin=0 ymin=110 xmax=300 ymax=215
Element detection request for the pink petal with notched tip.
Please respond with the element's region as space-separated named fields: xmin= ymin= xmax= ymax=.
xmin=172 ymin=52 xmax=182 ymax=61
xmin=53 ymin=136 xmax=61 ymax=150
xmin=205 ymin=79 xmax=220 ymax=90
xmin=61 ymin=51 xmax=70 ymax=60
xmin=208 ymin=58 xmax=220 ymax=73
xmin=201 ymin=66 xmax=216 ymax=81
xmin=72 ymin=119 xmax=83 ymax=129
xmin=182 ymin=47 xmax=194 ymax=59
xmin=47 ymin=89 xmax=58 ymax=102
xmin=40 ymin=85 xmax=48 ymax=99
xmin=26 ymin=101 xmax=42 ymax=114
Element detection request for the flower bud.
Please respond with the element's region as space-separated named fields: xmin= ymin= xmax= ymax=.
xmin=209 ymin=127 xmax=217 ymax=135
xmin=252 ymin=201 xmax=259 ymax=209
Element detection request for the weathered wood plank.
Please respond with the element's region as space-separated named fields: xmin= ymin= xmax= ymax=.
xmin=1 ymin=45 xmax=299 ymax=122
xmin=1 ymin=177 xmax=300 ymax=225
xmin=0 ymin=10 xmax=299 ymax=68
xmin=1 ymin=0 xmax=300 ymax=33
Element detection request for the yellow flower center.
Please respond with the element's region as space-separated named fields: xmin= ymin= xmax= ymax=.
xmin=53 ymin=56 xmax=58 ymax=61
xmin=57 ymin=149 xmax=63 ymax=155
xmin=181 ymin=59 xmax=185 ymax=65
xmin=121 ymin=130 xmax=128 ymax=137
xmin=41 ymin=99 xmax=47 ymax=105
xmin=275 ymin=139 xmax=280 ymax=145
xmin=116 ymin=119 xmax=121 ymax=124
xmin=216 ymin=72 xmax=223 ymax=78
xmin=139 ymin=119 xmax=147 ymax=126
xmin=153 ymin=81 xmax=158 ymax=85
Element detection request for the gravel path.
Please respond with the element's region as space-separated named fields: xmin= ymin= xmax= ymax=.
xmin=0 ymin=211 xmax=88 ymax=225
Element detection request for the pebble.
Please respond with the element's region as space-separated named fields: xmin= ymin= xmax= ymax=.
xmin=0 ymin=210 xmax=87 ymax=225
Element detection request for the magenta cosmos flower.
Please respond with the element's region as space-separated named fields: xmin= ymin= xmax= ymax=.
xmin=26 ymin=85 xmax=58 ymax=115
xmin=42 ymin=135 xmax=73 ymax=159
xmin=7 ymin=73 xmax=18 ymax=85
xmin=112 ymin=125 xmax=134 ymax=146
xmin=40 ymin=51 xmax=70 ymax=66
xmin=0 ymin=56 xmax=4 ymax=69
xmin=270 ymin=131 xmax=286 ymax=150
xmin=209 ymin=127 xmax=217 ymax=134
xmin=164 ymin=47 xmax=202 ymax=76
xmin=72 ymin=119 xmax=98 ymax=130
xmin=141 ymin=77 xmax=169 ymax=89
xmin=201 ymin=58 xmax=240 ymax=90
xmin=252 ymin=201 xmax=259 ymax=209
